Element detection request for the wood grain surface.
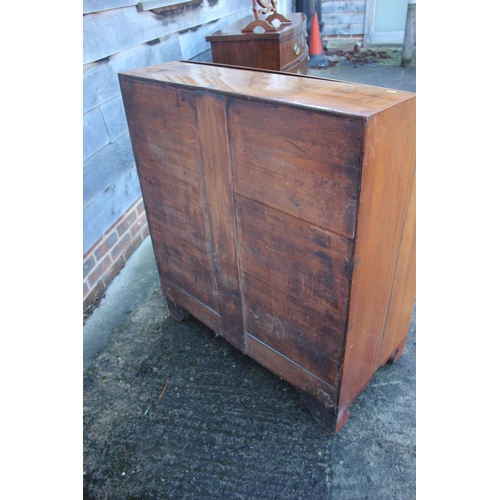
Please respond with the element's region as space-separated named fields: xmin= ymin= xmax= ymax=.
xmin=236 ymin=195 xmax=353 ymax=387
xmin=196 ymin=93 xmax=246 ymax=351
xmin=121 ymin=61 xmax=415 ymax=118
xmin=120 ymin=78 xmax=221 ymax=315
xmin=228 ymin=98 xmax=363 ymax=238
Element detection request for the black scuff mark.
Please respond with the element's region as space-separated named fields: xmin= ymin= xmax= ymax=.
xmin=151 ymin=0 xmax=203 ymax=18
xmin=94 ymin=56 xmax=111 ymax=65
xmin=179 ymin=24 xmax=203 ymax=35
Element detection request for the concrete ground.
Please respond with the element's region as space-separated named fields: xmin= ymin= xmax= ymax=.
xmin=313 ymin=45 xmax=416 ymax=93
xmin=310 ymin=63 xmax=416 ymax=93
xmin=83 ymin=54 xmax=416 ymax=499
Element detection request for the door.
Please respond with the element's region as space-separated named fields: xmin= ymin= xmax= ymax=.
xmin=364 ymin=0 xmax=410 ymax=45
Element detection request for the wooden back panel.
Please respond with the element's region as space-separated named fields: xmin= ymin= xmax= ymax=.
xmin=235 ymin=195 xmax=353 ymax=388
xmin=120 ymin=79 xmax=222 ymax=315
xmin=228 ymin=98 xmax=363 ymax=238
xmin=119 ymin=62 xmax=416 ymax=432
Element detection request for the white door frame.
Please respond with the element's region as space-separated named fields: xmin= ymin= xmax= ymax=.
xmin=364 ymin=0 xmax=407 ymax=46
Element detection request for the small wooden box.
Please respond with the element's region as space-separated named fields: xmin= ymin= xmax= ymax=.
xmin=206 ymin=13 xmax=308 ymax=75
xmin=119 ymin=62 xmax=416 ymax=433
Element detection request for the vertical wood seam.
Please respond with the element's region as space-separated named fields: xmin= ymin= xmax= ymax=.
xmin=226 ymin=97 xmax=250 ymax=354
xmin=334 ymin=117 xmax=368 ymax=410
xmin=196 ymin=93 xmax=246 ymax=350
xmin=195 ymin=93 xmax=224 ymax=314
xmin=196 ymin=95 xmax=222 ymax=313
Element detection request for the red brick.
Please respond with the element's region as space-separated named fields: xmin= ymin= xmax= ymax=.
xmin=111 ymin=232 xmax=132 ymax=261
xmin=130 ymin=221 xmax=140 ymax=240
xmin=102 ymin=256 xmax=125 ymax=287
xmin=135 ymin=199 xmax=145 ymax=216
xmin=123 ymin=233 xmax=143 ymax=262
xmin=130 ymin=213 xmax=148 ymax=240
xmin=87 ymin=255 xmax=112 ymax=289
xmin=84 ymin=239 xmax=100 ymax=261
xmin=84 ymin=279 xmax=105 ymax=311
xmin=83 ymin=254 xmax=96 ymax=278
xmin=94 ymin=231 xmax=118 ymax=262
xmin=140 ymin=224 xmax=149 ymax=241
xmin=117 ymin=210 xmax=137 ymax=237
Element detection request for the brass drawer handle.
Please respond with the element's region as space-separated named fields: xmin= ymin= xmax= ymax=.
xmin=293 ymin=43 xmax=301 ymax=56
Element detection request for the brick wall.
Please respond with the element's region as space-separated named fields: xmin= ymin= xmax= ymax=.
xmin=324 ymin=34 xmax=365 ymax=49
xmin=321 ymin=0 xmax=366 ymax=48
xmin=83 ymin=197 xmax=149 ymax=312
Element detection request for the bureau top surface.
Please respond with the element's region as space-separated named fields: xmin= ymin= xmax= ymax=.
xmin=120 ymin=61 xmax=415 ymax=118
xmin=206 ymin=13 xmax=305 ymax=42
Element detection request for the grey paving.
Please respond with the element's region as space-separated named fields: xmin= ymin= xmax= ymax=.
xmin=84 ymin=58 xmax=416 ymax=499
xmin=83 ymin=237 xmax=160 ymax=372
xmin=311 ymin=63 xmax=416 ymax=93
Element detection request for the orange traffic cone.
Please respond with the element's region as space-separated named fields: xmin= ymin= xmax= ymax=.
xmin=308 ymin=12 xmax=328 ymax=68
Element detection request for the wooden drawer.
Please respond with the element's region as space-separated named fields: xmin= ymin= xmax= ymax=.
xmin=280 ymin=30 xmax=307 ymax=68
xmin=119 ymin=61 xmax=416 ymax=434
xmin=285 ymin=55 xmax=309 ymax=75
xmin=206 ymin=13 xmax=308 ymax=75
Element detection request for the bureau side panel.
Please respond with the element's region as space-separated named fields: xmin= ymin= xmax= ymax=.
xmin=210 ymin=41 xmax=257 ymax=69
xmin=379 ymin=164 xmax=416 ymax=364
xmin=254 ymin=39 xmax=281 ymax=70
xmin=119 ymin=78 xmax=222 ymax=316
xmin=338 ymin=97 xmax=416 ymax=426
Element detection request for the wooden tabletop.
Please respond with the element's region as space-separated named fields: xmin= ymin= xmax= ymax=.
xmin=120 ymin=61 xmax=416 ymax=119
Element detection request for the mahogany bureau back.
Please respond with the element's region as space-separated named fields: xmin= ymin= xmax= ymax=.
xmin=119 ymin=61 xmax=416 ymax=433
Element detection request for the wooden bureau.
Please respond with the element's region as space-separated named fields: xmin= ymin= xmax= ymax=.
xmin=119 ymin=61 xmax=416 ymax=433
xmin=206 ymin=12 xmax=308 ymax=74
